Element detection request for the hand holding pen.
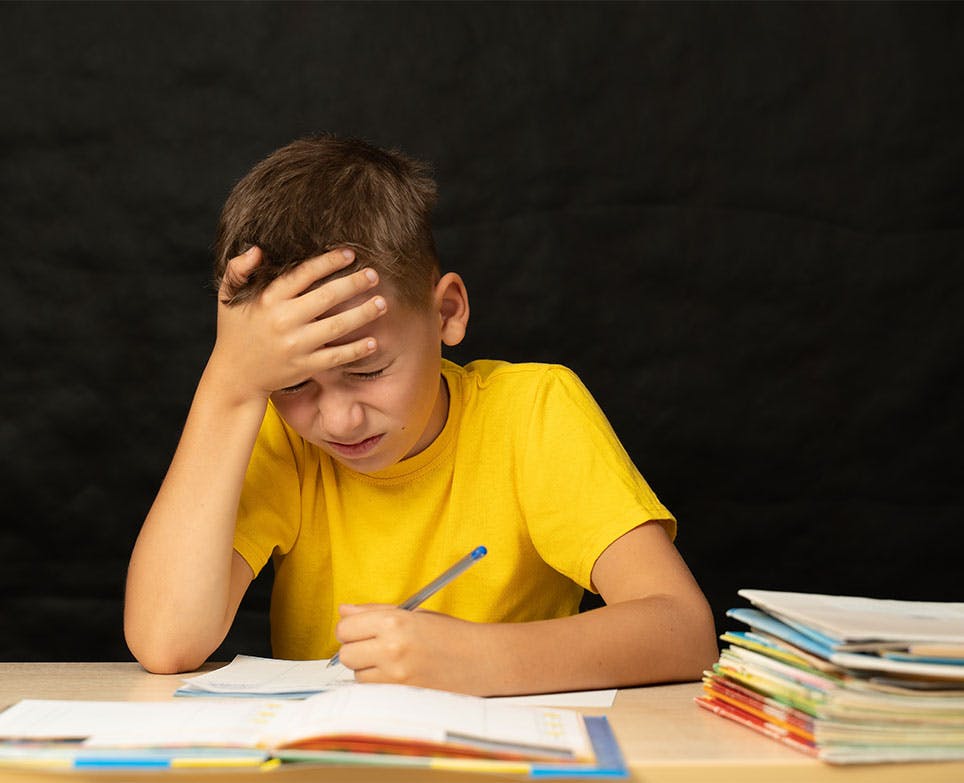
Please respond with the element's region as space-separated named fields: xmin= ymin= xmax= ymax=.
xmin=328 ymin=546 xmax=487 ymax=668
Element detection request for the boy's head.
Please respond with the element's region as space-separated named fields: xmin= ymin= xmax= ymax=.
xmin=213 ymin=135 xmax=469 ymax=474
xmin=213 ymin=134 xmax=439 ymax=309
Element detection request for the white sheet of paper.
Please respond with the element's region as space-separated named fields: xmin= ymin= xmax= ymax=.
xmin=181 ymin=655 xmax=354 ymax=695
xmin=830 ymin=651 xmax=964 ymax=681
xmin=181 ymin=656 xmax=616 ymax=706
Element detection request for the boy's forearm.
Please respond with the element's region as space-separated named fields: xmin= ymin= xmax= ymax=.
xmin=472 ymin=593 xmax=718 ymax=696
xmin=124 ymin=361 xmax=267 ymax=673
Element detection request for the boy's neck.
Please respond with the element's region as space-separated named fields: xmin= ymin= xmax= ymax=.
xmin=404 ymin=375 xmax=450 ymax=460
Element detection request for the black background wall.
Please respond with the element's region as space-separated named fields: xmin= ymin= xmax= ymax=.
xmin=1 ymin=2 xmax=961 ymax=663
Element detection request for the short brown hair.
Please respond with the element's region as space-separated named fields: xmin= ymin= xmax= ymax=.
xmin=213 ymin=135 xmax=439 ymax=308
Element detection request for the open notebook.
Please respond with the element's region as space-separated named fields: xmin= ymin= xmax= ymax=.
xmin=0 ymin=682 xmax=626 ymax=777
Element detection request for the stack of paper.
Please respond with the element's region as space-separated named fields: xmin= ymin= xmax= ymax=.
xmin=177 ymin=655 xmax=356 ymax=698
xmin=0 ymin=682 xmax=626 ymax=777
xmin=697 ymin=589 xmax=964 ymax=764
xmin=177 ymin=654 xmax=618 ymax=707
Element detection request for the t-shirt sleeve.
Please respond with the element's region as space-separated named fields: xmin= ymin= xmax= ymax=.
xmin=232 ymin=402 xmax=303 ymax=577
xmin=520 ymin=366 xmax=675 ymax=592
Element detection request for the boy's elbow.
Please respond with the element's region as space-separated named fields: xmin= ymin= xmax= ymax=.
xmin=678 ymin=593 xmax=719 ymax=679
xmin=129 ymin=643 xmax=207 ymax=675
xmin=132 ymin=650 xmax=202 ymax=676
xmin=124 ymin=619 xmax=209 ymax=675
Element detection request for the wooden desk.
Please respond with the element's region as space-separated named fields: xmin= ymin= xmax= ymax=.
xmin=0 ymin=663 xmax=961 ymax=782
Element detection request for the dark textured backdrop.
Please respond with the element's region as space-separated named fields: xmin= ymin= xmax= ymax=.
xmin=1 ymin=2 xmax=962 ymax=663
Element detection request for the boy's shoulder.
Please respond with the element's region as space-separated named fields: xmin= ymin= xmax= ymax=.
xmin=443 ymin=358 xmax=583 ymax=388
xmin=442 ymin=359 xmax=595 ymax=415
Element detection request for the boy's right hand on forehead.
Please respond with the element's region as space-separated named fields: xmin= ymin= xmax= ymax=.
xmin=209 ymin=246 xmax=387 ymax=403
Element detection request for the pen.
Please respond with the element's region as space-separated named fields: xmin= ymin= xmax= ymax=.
xmin=328 ymin=545 xmax=487 ymax=668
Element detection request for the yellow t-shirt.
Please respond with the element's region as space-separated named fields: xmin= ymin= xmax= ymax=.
xmin=233 ymin=359 xmax=675 ymax=660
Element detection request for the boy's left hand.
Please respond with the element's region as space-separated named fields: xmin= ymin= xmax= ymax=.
xmin=334 ymin=604 xmax=495 ymax=695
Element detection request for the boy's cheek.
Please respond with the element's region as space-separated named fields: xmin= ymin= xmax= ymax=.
xmin=271 ymin=398 xmax=311 ymax=432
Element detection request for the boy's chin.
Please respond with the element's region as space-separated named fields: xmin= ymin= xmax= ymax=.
xmin=322 ymin=439 xmax=403 ymax=474
xmin=332 ymin=455 xmax=396 ymax=474
xmin=317 ymin=427 xmax=433 ymax=473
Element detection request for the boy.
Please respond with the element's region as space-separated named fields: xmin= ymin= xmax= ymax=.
xmin=124 ymin=135 xmax=717 ymax=695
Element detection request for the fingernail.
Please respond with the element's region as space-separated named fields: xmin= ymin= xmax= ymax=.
xmin=373 ymin=296 xmax=386 ymax=311
xmin=365 ymin=269 xmax=378 ymax=284
xmin=342 ymin=248 xmax=354 ymax=261
xmin=366 ymin=340 xmax=376 ymax=351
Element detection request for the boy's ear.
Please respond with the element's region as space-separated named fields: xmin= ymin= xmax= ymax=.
xmin=433 ymin=272 xmax=470 ymax=347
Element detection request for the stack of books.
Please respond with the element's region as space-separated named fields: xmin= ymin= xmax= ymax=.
xmin=697 ymin=589 xmax=964 ymax=764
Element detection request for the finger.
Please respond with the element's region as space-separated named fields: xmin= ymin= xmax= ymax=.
xmin=352 ymin=663 xmax=391 ymax=683
xmin=219 ymin=246 xmax=262 ymax=299
xmin=303 ymin=336 xmax=379 ymax=375
xmin=339 ymin=636 xmax=413 ymax=684
xmin=335 ymin=605 xmax=402 ymax=645
xmin=270 ymin=248 xmax=357 ymax=301
xmin=290 ymin=267 xmax=379 ymax=324
xmin=334 ymin=611 xmax=382 ymax=648
xmin=336 ymin=637 xmax=384 ymax=675
xmin=334 ymin=621 xmax=378 ymax=646
xmin=338 ymin=603 xmax=395 ymax=616
xmin=302 ymin=295 xmax=387 ymax=350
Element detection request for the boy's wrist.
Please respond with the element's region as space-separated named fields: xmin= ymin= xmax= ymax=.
xmin=199 ymin=354 xmax=272 ymax=411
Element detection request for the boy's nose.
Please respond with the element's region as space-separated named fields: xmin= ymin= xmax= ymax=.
xmin=316 ymin=388 xmax=365 ymax=440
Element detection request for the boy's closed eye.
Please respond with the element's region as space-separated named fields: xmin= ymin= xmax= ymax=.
xmin=341 ymin=355 xmax=395 ymax=381
xmin=277 ymin=380 xmax=311 ymax=395
xmin=348 ymin=367 xmax=387 ymax=381
xmin=276 ymin=360 xmax=393 ymax=394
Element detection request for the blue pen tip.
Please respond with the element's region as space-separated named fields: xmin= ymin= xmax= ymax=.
xmin=471 ymin=546 xmax=487 ymax=559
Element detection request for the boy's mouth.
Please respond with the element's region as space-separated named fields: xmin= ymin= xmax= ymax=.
xmin=325 ymin=434 xmax=384 ymax=459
